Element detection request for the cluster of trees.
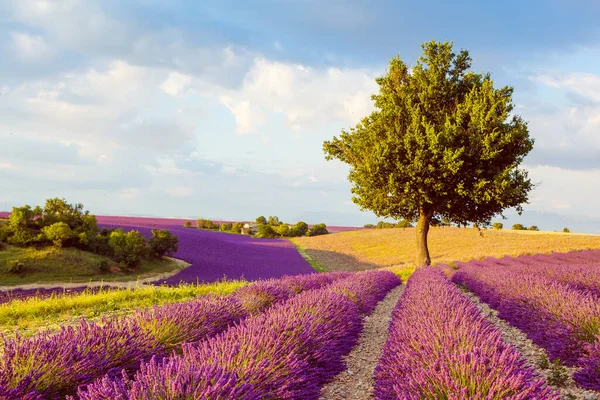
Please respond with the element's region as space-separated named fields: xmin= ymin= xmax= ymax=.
xmin=0 ymin=198 xmax=178 ymax=269
xmin=185 ymin=215 xmax=329 ymax=238
xmin=511 ymin=224 xmax=539 ymax=231
xmin=364 ymin=220 xmax=413 ymax=229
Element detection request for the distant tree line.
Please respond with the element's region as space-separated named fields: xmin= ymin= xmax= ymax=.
xmin=364 ymin=220 xmax=414 ymax=229
xmin=0 ymin=198 xmax=178 ymax=269
xmin=184 ymin=215 xmax=329 ymax=238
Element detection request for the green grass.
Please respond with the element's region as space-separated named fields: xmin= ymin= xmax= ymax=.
xmin=289 ymin=239 xmax=328 ymax=272
xmin=0 ymin=245 xmax=183 ymax=286
xmin=0 ymin=279 xmax=248 ymax=337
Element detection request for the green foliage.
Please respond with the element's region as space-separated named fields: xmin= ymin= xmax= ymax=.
xmin=149 ymin=229 xmax=179 ymax=258
xmin=255 ymin=216 xmax=267 ymax=225
xmin=563 ymin=227 xmax=570 ymax=233
xmin=220 ymin=223 xmax=233 ymax=232
xmin=6 ymin=228 xmax=36 ymax=247
xmin=196 ymin=219 xmax=207 ymax=229
xmin=377 ymin=221 xmax=396 ymax=229
xmin=232 ymin=222 xmax=244 ymax=234
xmin=511 ymin=224 xmax=526 ymax=231
xmin=528 ymin=225 xmax=539 ymax=231
xmin=323 ymin=41 xmax=534 ymax=265
xmin=274 ymin=224 xmax=290 ymax=237
xmin=492 ymin=222 xmax=503 ymax=230
xmin=183 ymin=221 xmax=192 ymax=228
xmin=256 ymin=224 xmax=277 ymax=238
xmin=547 ymin=358 xmax=569 ymax=387
xmin=307 ymin=223 xmax=329 ymax=237
xmin=536 ymin=354 xmax=549 ymax=370
xmin=364 ymin=224 xmax=375 ymax=229
xmin=95 ymin=259 xmax=110 ymax=273
xmin=267 ymin=216 xmax=280 ymax=226
xmin=108 ymin=229 xmax=148 ymax=267
xmin=395 ymin=220 xmax=413 ymax=228
xmin=41 ymin=222 xmax=73 ymax=248
xmin=289 ymin=221 xmax=308 ymax=237
xmin=205 ymin=220 xmax=216 ymax=229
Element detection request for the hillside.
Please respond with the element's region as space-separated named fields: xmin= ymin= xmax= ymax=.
xmin=291 ymin=226 xmax=600 ymax=273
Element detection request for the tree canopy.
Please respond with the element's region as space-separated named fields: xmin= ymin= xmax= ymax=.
xmin=323 ymin=41 xmax=534 ymax=267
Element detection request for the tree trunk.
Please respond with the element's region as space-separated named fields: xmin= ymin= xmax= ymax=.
xmin=415 ymin=210 xmax=433 ymax=268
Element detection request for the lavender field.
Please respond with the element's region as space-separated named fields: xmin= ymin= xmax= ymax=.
xmin=98 ymin=216 xmax=315 ymax=284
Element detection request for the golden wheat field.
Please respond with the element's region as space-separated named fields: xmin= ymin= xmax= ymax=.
xmin=292 ymin=227 xmax=600 ymax=277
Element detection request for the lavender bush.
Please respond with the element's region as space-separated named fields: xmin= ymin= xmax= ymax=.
xmin=453 ymin=262 xmax=600 ymax=391
xmin=0 ymin=272 xmax=346 ymax=398
xmin=76 ymin=271 xmax=401 ymax=399
xmin=374 ymin=268 xmax=558 ymax=399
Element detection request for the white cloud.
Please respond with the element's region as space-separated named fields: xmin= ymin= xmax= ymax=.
xmin=160 ymin=71 xmax=193 ymax=96
xmin=220 ymin=96 xmax=266 ymax=135
xmin=537 ymin=72 xmax=600 ymax=102
xmin=165 ymin=186 xmax=194 ymax=197
xmin=217 ymin=58 xmax=380 ymax=131
xmin=10 ymin=31 xmax=55 ymax=62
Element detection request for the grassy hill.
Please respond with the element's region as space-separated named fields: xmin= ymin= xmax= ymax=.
xmin=291 ymin=227 xmax=600 ymax=279
xmin=0 ymin=244 xmax=183 ymax=286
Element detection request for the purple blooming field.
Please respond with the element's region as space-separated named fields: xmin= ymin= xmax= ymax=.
xmin=98 ymin=219 xmax=315 ymax=285
xmin=0 ymin=272 xmax=351 ymax=399
xmin=75 ymin=270 xmax=401 ymax=399
xmin=374 ymin=267 xmax=558 ymax=399
xmin=452 ymin=259 xmax=600 ymax=391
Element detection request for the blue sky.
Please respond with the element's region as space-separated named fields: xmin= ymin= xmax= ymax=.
xmin=1 ymin=0 xmax=600 ymax=230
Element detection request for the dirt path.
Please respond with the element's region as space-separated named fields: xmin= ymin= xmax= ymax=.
xmin=460 ymin=288 xmax=599 ymax=400
xmin=0 ymin=257 xmax=190 ymax=292
xmin=320 ymin=284 xmax=405 ymax=400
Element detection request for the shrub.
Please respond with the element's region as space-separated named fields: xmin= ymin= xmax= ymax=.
xmin=220 ymin=223 xmax=232 ymax=232
xmin=395 ymin=220 xmax=413 ymax=228
xmin=528 ymin=225 xmax=539 ymax=231
xmin=307 ymin=223 xmax=329 ymax=237
xmin=256 ymin=224 xmax=277 ymax=238
xmin=563 ymin=227 xmax=570 ymax=233
xmin=363 ymin=224 xmax=375 ymax=229
xmin=493 ymin=222 xmax=503 ymax=230
xmin=267 ymin=216 xmax=280 ymax=226
xmin=196 ymin=219 xmax=207 ymax=229
xmin=6 ymin=228 xmax=36 ymax=247
xmin=108 ymin=229 xmax=148 ymax=267
xmin=275 ymin=224 xmax=290 ymax=237
xmin=8 ymin=260 xmax=24 ymax=274
xmin=95 ymin=260 xmax=110 ymax=274
xmin=183 ymin=221 xmax=192 ymax=228
xmin=255 ymin=216 xmax=267 ymax=225
xmin=149 ymin=229 xmax=179 ymax=258
xmin=289 ymin=221 xmax=308 ymax=237
xmin=87 ymin=234 xmax=113 ymax=257
xmin=376 ymin=221 xmax=395 ymax=229
xmin=41 ymin=222 xmax=73 ymax=248
xmin=232 ymin=222 xmax=244 ymax=234
xmin=512 ymin=224 xmax=526 ymax=230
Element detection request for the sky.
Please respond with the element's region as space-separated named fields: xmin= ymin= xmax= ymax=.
xmin=1 ymin=0 xmax=600 ymax=231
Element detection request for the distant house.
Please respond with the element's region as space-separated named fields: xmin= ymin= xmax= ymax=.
xmin=241 ymin=223 xmax=258 ymax=235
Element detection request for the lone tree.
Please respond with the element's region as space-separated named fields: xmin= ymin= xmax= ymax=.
xmin=323 ymin=41 xmax=534 ymax=267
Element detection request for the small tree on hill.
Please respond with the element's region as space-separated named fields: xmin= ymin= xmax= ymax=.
xmin=149 ymin=229 xmax=179 ymax=257
xmin=493 ymin=222 xmax=503 ymax=230
xmin=289 ymin=221 xmax=309 ymax=237
xmin=268 ymin=216 xmax=280 ymax=226
xmin=41 ymin=222 xmax=73 ymax=248
xmin=512 ymin=224 xmax=526 ymax=231
xmin=563 ymin=227 xmax=570 ymax=233
xmin=307 ymin=223 xmax=329 ymax=237
xmin=232 ymin=222 xmax=244 ymax=234
xmin=528 ymin=225 xmax=539 ymax=231
xmin=108 ymin=229 xmax=148 ymax=267
xmin=323 ymin=41 xmax=534 ymax=267
xmin=184 ymin=221 xmax=192 ymax=228
xmin=256 ymin=224 xmax=277 ymax=238
xmin=255 ymin=216 xmax=267 ymax=225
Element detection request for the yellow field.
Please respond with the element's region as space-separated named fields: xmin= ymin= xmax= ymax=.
xmin=292 ymin=227 xmax=600 ymax=279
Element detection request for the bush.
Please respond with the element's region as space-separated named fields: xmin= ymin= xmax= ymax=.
xmin=395 ymin=220 xmax=413 ymax=228
xmin=41 ymin=222 xmax=73 ymax=248
xmin=376 ymin=221 xmax=395 ymax=229
xmin=255 ymin=216 xmax=267 ymax=225
xmin=6 ymin=228 xmax=36 ymax=247
xmin=268 ymin=216 xmax=280 ymax=226
xmin=95 ymin=260 xmax=110 ymax=273
xmin=256 ymin=224 xmax=278 ymax=238
xmin=528 ymin=225 xmax=539 ymax=231
xmin=232 ymin=222 xmax=244 ymax=234
xmin=196 ymin=219 xmax=207 ymax=229
xmin=108 ymin=229 xmax=148 ymax=267
xmin=307 ymin=223 xmax=328 ymax=237
xmin=275 ymin=224 xmax=290 ymax=237
xmin=87 ymin=234 xmax=113 ymax=257
xmin=220 ymin=223 xmax=232 ymax=232
xmin=492 ymin=222 xmax=503 ymax=230
xmin=563 ymin=227 xmax=570 ymax=233
xmin=511 ymin=224 xmax=526 ymax=230
xmin=289 ymin=221 xmax=308 ymax=237
xmin=184 ymin=221 xmax=192 ymax=228
xmin=364 ymin=224 xmax=375 ymax=229
xmin=8 ymin=260 xmax=24 ymax=274
xmin=149 ymin=229 xmax=179 ymax=258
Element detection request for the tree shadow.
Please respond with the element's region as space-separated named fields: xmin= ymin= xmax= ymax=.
xmin=302 ymin=248 xmax=395 ymax=272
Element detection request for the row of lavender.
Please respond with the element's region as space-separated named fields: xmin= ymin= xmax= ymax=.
xmin=374 ymin=268 xmax=559 ymax=399
xmin=74 ymin=270 xmax=401 ymax=399
xmin=0 ymin=271 xmax=354 ymax=399
xmin=463 ymin=249 xmax=600 ymax=297
xmin=452 ymin=259 xmax=600 ymax=391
